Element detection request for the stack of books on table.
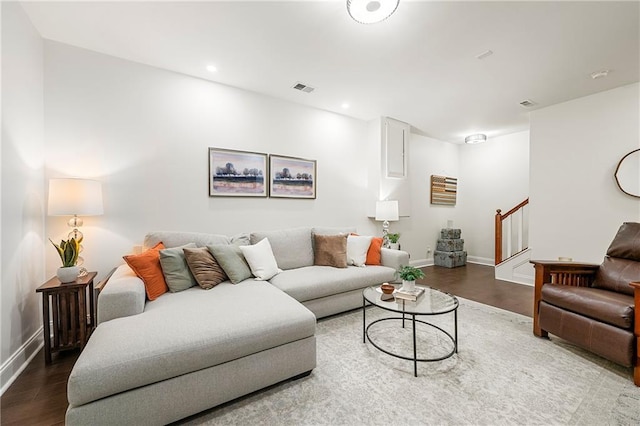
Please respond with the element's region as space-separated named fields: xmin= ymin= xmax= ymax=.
xmin=394 ymin=286 xmax=425 ymax=302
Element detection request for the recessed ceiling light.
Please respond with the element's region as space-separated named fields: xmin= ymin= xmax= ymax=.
xmin=341 ymin=103 xmax=350 ymax=109
xmin=590 ymin=69 xmax=610 ymax=79
xmin=464 ymin=134 xmax=487 ymax=144
xmin=206 ymin=65 xmax=218 ymax=73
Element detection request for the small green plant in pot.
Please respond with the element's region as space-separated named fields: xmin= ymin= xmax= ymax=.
xmin=50 ymin=237 xmax=81 ymax=283
xmin=386 ymin=233 xmax=400 ymax=249
xmin=397 ymin=265 xmax=425 ymax=292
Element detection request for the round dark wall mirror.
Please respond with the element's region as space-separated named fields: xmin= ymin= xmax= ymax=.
xmin=614 ymin=149 xmax=640 ymax=198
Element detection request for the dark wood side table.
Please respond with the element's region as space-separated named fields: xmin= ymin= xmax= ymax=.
xmin=36 ymin=271 xmax=97 ymax=364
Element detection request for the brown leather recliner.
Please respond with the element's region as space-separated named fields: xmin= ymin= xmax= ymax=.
xmin=531 ymin=222 xmax=640 ymax=386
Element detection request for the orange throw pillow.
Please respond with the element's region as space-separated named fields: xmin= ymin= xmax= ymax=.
xmin=123 ymin=242 xmax=168 ymax=301
xmin=366 ymin=237 xmax=383 ymax=265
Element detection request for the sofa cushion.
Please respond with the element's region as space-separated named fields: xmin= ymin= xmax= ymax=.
xmin=208 ymin=244 xmax=252 ymax=284
xmin=592 ymin=256 xmax=639 ymax=296
xmin=347 ymin=235 xmax=372 ymax=267
xmin=68 ymin=281 xmax=316 ymax=407
xmin=250 ymin=228 xmax=313 ymax=270
xmin=539 ymin=301 xmax=634 ymax=367
xmin=606 ymin=222 xmax=640 ymax=261
xmin=123 ymin=242 xmax=168 ymax=301
xmin=183 ymin=247 xmax=227 ymax=289
xmin=144 ymin=231 xmax=231 ymax=250
xmin=240 ymin=238 xmax=281 ymax=280
xmin=269 ymin=265 xmax=396 ymax=302
xmin=159 ymin=243 xmax=197 ymax=292
xmin=313 ymin=234 xmax=347 ymax=268
xmin=541 ymin=283 xmax=634 ymax=329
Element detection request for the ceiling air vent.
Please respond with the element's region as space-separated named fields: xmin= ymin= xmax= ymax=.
xmin=519 ymin=99 xmax=536 ymax=108
xmin=292 ymin=82 xmax=315 ymax=93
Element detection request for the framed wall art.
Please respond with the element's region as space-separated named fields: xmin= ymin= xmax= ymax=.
xmin=209 ymin=148 xmax=268 ymax=197
xmin=269 ymin=155 xmax=316 ymax=199
xmin=431 ymin=175 xmax=457 ymax=205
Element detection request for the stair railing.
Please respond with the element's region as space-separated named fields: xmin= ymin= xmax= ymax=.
xmin=495 ymin=198 xmax=529 ymax=265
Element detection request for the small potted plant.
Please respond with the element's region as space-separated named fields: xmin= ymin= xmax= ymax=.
xmin=387 ymin=233 xmax=400 ymax=250
xmin=50 ymin=237 xmax=81 ymax=283
xmin=397 ymin=265 xmax=425 ymax=292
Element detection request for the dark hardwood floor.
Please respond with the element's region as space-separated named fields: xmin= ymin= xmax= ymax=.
xmin=419 ymin=263 xmax=533 ymax=317
xmin=0 ymin=263 xmax=533 ymax=425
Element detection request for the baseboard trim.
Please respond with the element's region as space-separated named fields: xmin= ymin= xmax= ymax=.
xmin=467 ymin=256 xmax=494 ymax=266
xmin=410 ymin=258 xmax=433 ymax=268
xmin=0 ymin=327 xmax=44 ymax=396
xmin=496 ymin=277 xmax=534 ymax=287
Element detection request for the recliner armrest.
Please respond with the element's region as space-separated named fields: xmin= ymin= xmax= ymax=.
xmin=530 ymin=260 xmax=599 ymax=337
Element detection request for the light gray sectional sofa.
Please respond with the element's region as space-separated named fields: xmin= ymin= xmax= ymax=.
xmin=66 ymin=227 xmax=408 ymax=425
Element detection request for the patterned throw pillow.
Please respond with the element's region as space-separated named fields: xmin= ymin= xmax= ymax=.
xmin=183 ymin=247 xmax=228 ymax=289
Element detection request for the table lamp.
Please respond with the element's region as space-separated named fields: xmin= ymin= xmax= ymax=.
xmin=48 ymin=178 xmax=103 ymax=272
xmin=375 ymin=200 xmax=399 ymax=247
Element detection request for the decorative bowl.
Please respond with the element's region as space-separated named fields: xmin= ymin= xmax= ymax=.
xmin=380 ymin=283 xmax=395 ymax=294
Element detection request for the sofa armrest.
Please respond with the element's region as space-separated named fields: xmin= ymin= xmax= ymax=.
xmin=97 ymin=264 xmax=146 ymax=325
xmin=530 ymin=260 xmax=599 ymax=337
xmin=380 ymin=248 xmax=409 ymax=282
xmin=630 ymin=282 xmax=640 ymax=386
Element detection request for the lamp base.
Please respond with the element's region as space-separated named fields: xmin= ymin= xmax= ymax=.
xmin=382 ymin=220 xmax=390 ymax=248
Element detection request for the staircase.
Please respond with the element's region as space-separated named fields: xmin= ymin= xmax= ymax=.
xmin=494 ymin=199 xmax=534 ymax=285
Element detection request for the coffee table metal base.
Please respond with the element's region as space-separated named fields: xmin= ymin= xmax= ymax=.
xmin=362 ymin=298 xmax=458 ymax=377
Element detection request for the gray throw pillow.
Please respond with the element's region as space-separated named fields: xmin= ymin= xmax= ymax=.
xmin=208 ymin=244 xmax=253 ymax=284
xmin=159 ymin=243 xmax=197 ymax=292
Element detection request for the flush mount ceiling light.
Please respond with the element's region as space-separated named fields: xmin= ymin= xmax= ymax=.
xmin=464 ymin=134 xmax=487 ymax=144
xmin=347 ymin=0 xmax=399 ymax=24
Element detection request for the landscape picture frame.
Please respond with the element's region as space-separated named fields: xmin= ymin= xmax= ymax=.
xmin=209 ymin=148 xmax=268 ymax=197
xmin=269 ymin=154 xmax=317 ymax=199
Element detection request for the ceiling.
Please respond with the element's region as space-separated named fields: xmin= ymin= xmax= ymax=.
xmin=21 ymin=1 xmax=640 ymax=143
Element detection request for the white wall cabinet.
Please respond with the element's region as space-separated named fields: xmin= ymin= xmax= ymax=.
xmin=384 ymin=117 xmax=409 ymax=179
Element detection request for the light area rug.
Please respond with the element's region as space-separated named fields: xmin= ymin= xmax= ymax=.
xmin=180 ymin=298 xmax=639 ymax=425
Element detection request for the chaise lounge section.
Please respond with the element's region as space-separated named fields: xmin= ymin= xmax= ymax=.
xmin=66 ymin=227 xmax=409 ymax=424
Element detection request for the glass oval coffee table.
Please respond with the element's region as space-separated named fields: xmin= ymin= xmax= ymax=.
xmin=362 ymin=285 xmax=459 ymax=377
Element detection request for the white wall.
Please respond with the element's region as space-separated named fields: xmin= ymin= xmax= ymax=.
xmin=1 ymin=2 xmax=46 ymax=394
xmin=393 ymin=133 xmax=460 ymax=265
xmin=43 ymin=41 xmax=378 ymax=280
xmin=529 ymin=83 xmax=640 ymax=263
xmin=458 ymin=131 xmax=530 ymax=263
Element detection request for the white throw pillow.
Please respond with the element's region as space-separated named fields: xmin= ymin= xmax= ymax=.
xmin=347 ymin=235 xmax=373 ymax=267
xmin=240 ymin=238 xmax=282 ymax=280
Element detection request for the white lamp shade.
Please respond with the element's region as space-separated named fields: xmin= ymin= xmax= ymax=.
xmin=48 ymin=178 xmax=104 ymax=216
xmin=375 ymin=200 xmax=399 ymax=221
